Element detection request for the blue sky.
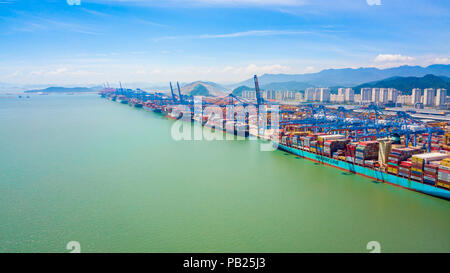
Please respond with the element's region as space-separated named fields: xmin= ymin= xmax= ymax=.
xmin=0 ymin=0 xmax=449 ymax=85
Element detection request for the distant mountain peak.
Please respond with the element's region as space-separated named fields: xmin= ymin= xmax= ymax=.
xmin=180 ymin=81 xmax=229 ymax=96
xmin=236 ymin=64 xmax=450 ymax=89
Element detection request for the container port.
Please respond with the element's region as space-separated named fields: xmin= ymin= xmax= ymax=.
xmin=100 ymin=76 xmax=450 ymax=200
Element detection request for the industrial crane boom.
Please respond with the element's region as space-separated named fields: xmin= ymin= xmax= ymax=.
xmin=169 ymin=82 xmax=177 ymax=103
xmin=177 ymin=82 xmax=183 ymax=104
xmin=254 ymin=75 xmax=262 ymax=106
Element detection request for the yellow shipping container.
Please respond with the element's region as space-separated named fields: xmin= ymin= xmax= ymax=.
xmin=437 ymin=181 xmax=450 ymax=189
xmin=411 ymin=167 xmax=423 ymax=173
xmin=387 ymin=167 xmax=398 ymax=174
xmin=441 ymin=158 xmax=450 ymax=167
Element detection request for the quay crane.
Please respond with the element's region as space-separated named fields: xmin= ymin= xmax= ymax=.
xmin=177 ymin=82 xmax=184 ymax=104
xmin=169 ymin=82 xmax=177 ymax=103
xmin=253 ymin=75 xmax=263 ymax=110
xmin=279 ymin=103 xmax=445 ymax=151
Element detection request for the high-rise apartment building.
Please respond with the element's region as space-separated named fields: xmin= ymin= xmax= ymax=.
xmin=436 ymin=88 xmax=447 ymax=107
xmin=361 ymin=88 xmax=372 ymax=103
xmin=372 ymin=88 xmax=380 ymax=103
xmin=379 ymin=88 xmax=389 ymax=103
xmin=345 ymin=88 xmax=354 ymax=102
xmin=423 ymin=88 xmax=435 ymax=106
xmin=319 ymin=88 xmax=330 ymax=102
xmin=412 ymin=88 xmax=422 ymax=105
xmin=305 ymin=88 xmax=315 ymax=101
xmin=388 ymin=88 xmax=399 ymax=103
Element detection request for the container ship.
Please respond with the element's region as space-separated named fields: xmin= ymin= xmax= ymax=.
xmin=167 ymin=109 xmax=183 ymax=120
xmin=275 ymin=133 xmax=450 ymax=200
xmin=116 ymin=95 xmax=128 ymax=104
xmin=129 ymin=98 xmax=143 ymax=108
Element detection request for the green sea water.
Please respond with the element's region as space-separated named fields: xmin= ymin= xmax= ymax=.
xmin=0 ymin=94 xmax=449 ymax=253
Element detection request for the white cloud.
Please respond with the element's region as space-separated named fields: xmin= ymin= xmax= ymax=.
xmin=155 ymin=30 xmax=310 ymax=41
xmin=366 ymin=0 xmax=381 ymax=6
xmin=374 ymin=54 xmax=415 ymax=62
xmin=303 ymin=66 xmax=316 ymax=73
xmin=433 ymin=57 xmax=450 ymax=64
xmin=67 ymin=0 xmax=81 ymax=6
xmin=46 ymin=67 xmax=68 ymax=76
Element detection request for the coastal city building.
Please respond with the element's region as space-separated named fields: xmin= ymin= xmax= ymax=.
xmin=339 ymin=88 xmax=354 ymax=102
xmin=379 ymin=88 xmax=389 ymax=103
xmin=319 ymin=88 xmax=330 ymax=102
xmin=243 ymin=86 xmax=444 ymax=109
xmin=397 ymin=95 xmax=412 ymax=105
xmin=242 ymin=90 xmax=256 ymax=100
xmin=305 ymin=87 xmax=315 ymax=101
xmin=436 ymin=88 xmax=447 ymax=108
xmin=388 ymin=88 xmax=399 ymax=103
xmin=423 ymin=88 xmax=436 ymax=106
xmin=330 ymin=94 xmax=344 ymax=103
xmin=345 ymin=88 xmax=355 ymax=102
xmin=360 ymin=88 xmax=372 ymax=103
xmin=314 ymin=88 xmax=321 ymax=101
xmin=412 ymin=88 xmax=422 ymax=105
xmin=372 ymin=88 xmax=380 ymax=103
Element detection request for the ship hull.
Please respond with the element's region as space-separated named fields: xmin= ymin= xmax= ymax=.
xmin=277 ymin=143 xmax=450 ymax=200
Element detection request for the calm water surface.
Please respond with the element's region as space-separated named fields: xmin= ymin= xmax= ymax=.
xmin=0 ymin=94 xmax=449 ymax=252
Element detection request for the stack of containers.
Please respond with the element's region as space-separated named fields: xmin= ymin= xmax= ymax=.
xmin=281 ymin=136 xmax=288 ymax=145
xmin=317 ymin=144 xmax=323 ymax=154
xmin=338 ymin=151 xmax=346 ymax=161
xmin=431 ymin=136 xmax=441 ymax=152
xmin=411 ymin=153 xmax=450 ymax=182
xmin=316 ymin=134 xmax=335 ymax=154
xmin=355 ymin=141 xmax=379 ymax=166
xmin=437 ymin=158 xmax=450 ymax=189
xmin=292 ymin=135 xmax=299 ymax=148
xmin=332 ymin=150 xmax=345 ymax=160
xmin=399 ymin=161 xmax=412 ymax=178
xmin=310 ymin=134 xmax=319 ymax=153
xmin=316 ymin=135 xmax=324 ymax=154
xmin=423 ymin=161 xmax=440 ymax=185
xmin=346 ymin=142 xmax=357 ymax=163
xmin=387 ymin=147 xmax=418 ymax=175
xmin=443 ymin=132 xmax=450 ymax=152
xmin=310 ymin=140 xmax=317 ymax=153
xmin=286 ymin=136 xmax=292 ymax=146
xmin=303 ymin=134 xmax=318 ymax=151
xmin=324 ymin=139 xmax=350 ymax=158
xmin=302 ymin=136 xmax=311 ymax=151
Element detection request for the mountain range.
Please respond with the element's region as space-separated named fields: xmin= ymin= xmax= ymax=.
xmin=180 ymin=81 xmax=229 ymax=96
xmin=353 ymin=74 xmax=450 ymax=94
xmin=12 ymin=64 xmax=450 ymax=96
xmin=236 ymin=64 xmax=450 ymax=89
xmin=24 ymin=86 xmax=102 ymax=93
